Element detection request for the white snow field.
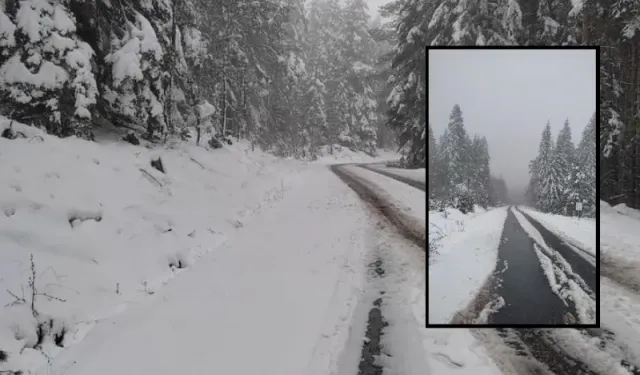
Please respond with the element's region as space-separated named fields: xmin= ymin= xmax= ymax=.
xmin=0 ymin=117 xmax=439 ymax=375
xmin=427 ymin=206 xmax=509 ymax=324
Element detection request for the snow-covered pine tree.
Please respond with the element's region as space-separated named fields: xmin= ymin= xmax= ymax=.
xmin=439 ymin=104 xmax=475 ymax=210
xmin=385 ymin=0 xmax=426 ymax=167
xmin=536 ymin=0 xmax=576 ymax=45
xmin=369 ymin=14 xmax=396 ymax=149
xmin=526 ymin=158 xmax=539 ymax=206
xmin=306 ymin=0 xmax=352 ymax=153
xmin=0 ymin=0 xmax=97 ymax=138
xmin=435 ymin=129 xmax=451 ymax=200
xmin=342 ymin=0 xmax=378 ymax=155
xmin=302 ymin=75 xmax=328 ymax=157
xmin=428 ymin=124 xmax=437 ymax=195
xmin=445 ymin=104 xmax=471 ymax=187
xmin=554 ymin=119 xmax=576 ymax=214
xmin=574 ymin=113 xmax=596 ymax=217
xmin=533 ymin=122 xmax=562 ymax=212
xmin=469 ymin=135 xmax=484 ymax=205
xmin=103 ymin=11 xmax=167 ymax=139
xmin=475 ymin=136 xmax=491 ymax=207
xmin=427 ymin=0 xmax=523 ymax=45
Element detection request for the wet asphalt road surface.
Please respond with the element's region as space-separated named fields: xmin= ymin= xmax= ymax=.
xmin=489 ymin=208 xmax=573 ymax=325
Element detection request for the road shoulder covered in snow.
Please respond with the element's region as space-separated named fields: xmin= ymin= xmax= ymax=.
xmin=518 ymin=206 xmax=595 ymax=257
xmin=428 ymin=206 xmax=508 ymax=324
xmin=0 ymin=117 xmax=396 ymax=374
xmin=368 ymin=164 xmax=425 ymax=183
xmin=42 ymin=164 xmax=380 ymax=375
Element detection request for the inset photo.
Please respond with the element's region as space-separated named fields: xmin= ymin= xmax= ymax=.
xmin=427 ymin=47 xmax=597 ymax=327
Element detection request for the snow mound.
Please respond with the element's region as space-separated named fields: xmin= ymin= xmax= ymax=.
xmin=0 ymin=116 xmax=305 ymax=373
xmin=428 ymin=207 xmax=508 ymax=324
xmin=518 ymin=206 xmax=595 ymax=256
xmin=612 ymin=203 xmax=640 ymax=220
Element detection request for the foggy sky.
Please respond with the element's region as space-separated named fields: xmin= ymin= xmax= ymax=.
xmin=428 ymin=49 xmax=596 ymax=200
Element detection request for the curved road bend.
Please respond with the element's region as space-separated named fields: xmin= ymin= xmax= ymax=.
xmin=330 ymin=164 xmax=425 ymax=251
xmin=357 ymin=164 xmax=426 ymax=192
xmin=343 ymin=169 xmax=630 ymax=375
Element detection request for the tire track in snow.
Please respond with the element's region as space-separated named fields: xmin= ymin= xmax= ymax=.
xmin=515 ymin=208 xmax=596 ymax=295
xmin=468 ymin=208 xmax=640 ymax=375
xmin=330 ymin=164 xmax=426 ymax=375
xmin=329 ymin=164 xmax=425 ymax=251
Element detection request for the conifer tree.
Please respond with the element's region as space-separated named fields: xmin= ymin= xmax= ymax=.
xmin=554 ymin=119 xmax=576 ymax=214
xmin=573 ymin=114 xmax=596 ymax=216
xmin=0 ymin=0 xmax=97 ymax=138
xmin=533 ymin=122 xmax=562 ymax=212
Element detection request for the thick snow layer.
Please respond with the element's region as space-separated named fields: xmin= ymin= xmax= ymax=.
xmin=428 ymin=207 xmax=508 ymax=324
xmin=518 ymin=206 xmax=595 ymax=256
xmin=0 ymin=116 xmax=415 ymax=374
xmin=600 ymin=201 xmax=640 ymax=278
xmin=41 ymin=164 xmax=375 ymax=375
xmin=341 ymin=165 xmax=425 ymax=226
xmin=599 ymin=200 xmax=640 ymax=364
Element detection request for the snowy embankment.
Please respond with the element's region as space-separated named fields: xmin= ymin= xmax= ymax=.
xmin=364 ymin=163 xmax=426 ymax=184
xmin=0 ymin=117 xmax=396 ymax=374
xmin=518 ymin=202 xmax=640 ymax=371
xmin=428 ymin=206 xmax=508 ymax=324
xmin=600 ymin=201 xmax=640 ymax=275
xmin=518 ymin=206 xmax=595 ymax=257
xmin=341 ymin=165 xmax=425 ymax=227
xmin=426 ymin=206 xmax=507 ymax=375
xmin=597 ymin=201 xmax=640 ymax=368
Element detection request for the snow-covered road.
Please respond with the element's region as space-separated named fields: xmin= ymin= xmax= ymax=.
xmin=429 ymin=201 xmax=640 ymax=375
xmin=358 ymin=163 xmax=426 ymax=192
xmin=34 ymin=163 xmax=427 ymax=375
xmin=488 ymin=207 xmax=596 ymax=325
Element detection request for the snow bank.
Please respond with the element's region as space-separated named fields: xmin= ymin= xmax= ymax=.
xmin=342 ymin=165 xmax=425 ymax=225
xmin=0 ymin=117 xmax=312 ymax=373
xmin=366 ymin=164 xmax=426 ymax=183
xmin=314 ymin=144 xmax=399 ymax=164
xmin=600 ymin=200 xmax=640 ymax=271
xmin=30 ymin=164 xmax=376 ymax=375
xmin=428 ymin=207 xmax=508 ymax=324
xmin=518 ymin=205 xmax=595 ymax=256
